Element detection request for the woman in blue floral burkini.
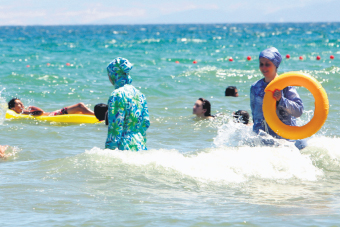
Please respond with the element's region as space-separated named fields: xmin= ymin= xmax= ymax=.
xmin=105 ymin=57 xmax=150 ymax=151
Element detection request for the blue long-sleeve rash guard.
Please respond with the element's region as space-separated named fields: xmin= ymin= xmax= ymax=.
xmin=250 ymin=78 xmax=304 ymax=139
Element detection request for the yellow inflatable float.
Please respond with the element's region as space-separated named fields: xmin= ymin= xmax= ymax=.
xmin=263 ymin=71 xmax=329 ymax=140
xmin=5 ymin=109 xmax=100 ymax=124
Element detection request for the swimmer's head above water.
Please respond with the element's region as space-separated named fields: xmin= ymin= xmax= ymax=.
xmin=193 ymin=98 xmax=212 ymax=119
xmin=225 ymin=86 xmax=238 ymax=97
xmin=233 ymin=110 xmax=250 ymax=125
xmin=94 ymin=103 xmax=108 ymax=125
xmin=8 ymin=98 xmax=24 ymax=113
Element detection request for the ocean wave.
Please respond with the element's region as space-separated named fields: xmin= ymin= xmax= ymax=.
xmin=83 ymin=144 xmax=322 ymax=184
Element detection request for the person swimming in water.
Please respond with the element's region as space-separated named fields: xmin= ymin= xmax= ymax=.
xmin=94 ymin=103 xmax=108 ymax=125
xmin=8 ymin=98 xmax=94 ymax=116
xmin=225 ymin=86 xmax=239 ymax=97
xmin=193 ymin=98 xmax=214 ymax=119
xmin=250 ymin=47 xmax=306 ymax=149
xmin=233 ymin=110 xmax=252 ymax=126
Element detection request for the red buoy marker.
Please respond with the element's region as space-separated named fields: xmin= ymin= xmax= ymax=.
xmin=286 ymin=54 xmax=290 ymax=59
xmin=316 ymin=56 xmax=321 ymax=60
xmin=247 ymin=56 xmax=251 ymax=61
xmin=330 ymin=55 xmax=334 ymax=60
xmin=229 ymin=57 xmax=233 ymax=62
xmin=26 ymin=65 xmax=30 ymax=68
xmin=193 ymin=60 xmax=197 ymax=64
xmin=175 ymin=61 xmax=179 ymax=64
xmin=46 ymin=63 xmax=50 ymax=66
xmin=66 ymin=63 xmax=71 ymax=66
xmin=299 ymin=56 xmax=303 ymax=60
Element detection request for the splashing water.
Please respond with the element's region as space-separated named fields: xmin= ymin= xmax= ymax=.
xmin=0 ymin=88 xmax=7 ymax=125
xmin=84 ymin=145 xmax=322 ymax=184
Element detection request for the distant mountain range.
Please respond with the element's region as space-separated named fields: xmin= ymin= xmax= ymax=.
xmin=92 ymin=2 xmax=340 ymax=24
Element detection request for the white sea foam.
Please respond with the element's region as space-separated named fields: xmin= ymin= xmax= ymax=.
xmin=0 ymin=146 xmax=19 ymax=160
xmin=85 ymin=143 xmax=323 ymax=184
xmin=302 ymin=136 xmax=340 ymax=170
xmin=0 ymin=89 xmax=7 ymax=125
xmin=213 ymin=120 xmax=294 ymax=148
xmin=83 ymin=120 xmax=337 ymax=184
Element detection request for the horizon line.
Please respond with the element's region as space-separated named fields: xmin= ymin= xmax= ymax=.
xmin=1 ymin=21 xmax=340 ymax=27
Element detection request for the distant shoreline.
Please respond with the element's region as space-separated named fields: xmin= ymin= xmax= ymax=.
xmin=1 ymin=21 xmax=340 ymax=27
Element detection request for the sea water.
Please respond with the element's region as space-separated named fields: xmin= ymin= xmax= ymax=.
xmin=0 ymin=23 xmax=340 ymax=226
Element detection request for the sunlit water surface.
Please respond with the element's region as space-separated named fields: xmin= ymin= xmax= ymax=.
xmin=1 ymin=23 xmax=340 ymax=226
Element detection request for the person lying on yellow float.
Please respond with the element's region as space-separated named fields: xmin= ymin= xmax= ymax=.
xmin=8 ymin=98 xmax=94 ymax=116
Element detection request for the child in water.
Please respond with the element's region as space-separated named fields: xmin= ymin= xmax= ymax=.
xmin=250 ymin=47 xmax=306 ymax=149
xmin=233 ymin=110 xmax=252 ymax=126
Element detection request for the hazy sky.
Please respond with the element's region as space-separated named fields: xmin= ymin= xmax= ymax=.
xmin=0 ymin=0 xmax=339 ymax=25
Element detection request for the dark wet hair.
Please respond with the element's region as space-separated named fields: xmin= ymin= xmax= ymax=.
xmin=94 ymin=103 xmax=108 ymax=122
xmin=198 ymin=98 xmax=211 ymax=117
xmin=233 ymin=110 xmax=249 ymax=124
xmin=8 ymin=97 xmax=19 ymax=109
xmin=225 ymin=86 xmax=238 ymax=97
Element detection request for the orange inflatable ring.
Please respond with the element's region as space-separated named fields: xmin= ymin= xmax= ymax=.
xmin=263 ymin=71 xmax=329 ymax=140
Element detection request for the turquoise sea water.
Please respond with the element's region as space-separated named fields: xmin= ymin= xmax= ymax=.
xmin=1 ymin=23 xmax=340 ymax=226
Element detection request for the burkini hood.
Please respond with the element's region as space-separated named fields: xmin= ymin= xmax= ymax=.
xmin=259 ymin=47 xmax=282 ymax=68
xmin=107 ymin=57 xmax=133 ymax=89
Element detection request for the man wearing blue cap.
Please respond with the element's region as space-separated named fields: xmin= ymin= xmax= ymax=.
xmin=250 ymin=47 xmax=305 ymax=149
